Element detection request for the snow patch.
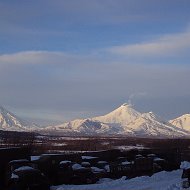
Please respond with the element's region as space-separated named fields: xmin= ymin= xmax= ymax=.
xmin=180 ymin=161 xmax=190 ymax=170
xmin=50 ymin=170 xmax=182 ymax=190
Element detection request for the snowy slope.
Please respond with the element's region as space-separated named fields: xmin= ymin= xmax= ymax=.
xmin=93 ymin=103 xmax=141 ymax=125
xmin=126 ymin=112 xmax=188 ymax=137
xmin=51 ymin=169 xmax=182 ymax=190
xmin=0 ymin=106 xmax=38 ymax=131
xmin=48 ymin=104 xmax=190 ymax=137
xmin=169 ymin=114 xmax=190 ymax=131
xmin=46 ymin=119 xmax=124 ymax=135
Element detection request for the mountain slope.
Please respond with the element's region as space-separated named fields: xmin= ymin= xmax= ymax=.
xmin=47 ymin=104 xmax=190 ymax=137
xmin=93 ymin=103 xmax=141 ymax=125
xmin=0 ymin=106 xmax=38 ymax=131
xmin=46 ymin=118 xmax=124 ymax=135
xmin=125 ymin=112 xmax=188 ymax=137
xmin=169 ymin=114 xmax=190 ymax=131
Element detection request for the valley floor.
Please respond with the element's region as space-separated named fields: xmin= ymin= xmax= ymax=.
xmin=51 ymin=169 xmax=184 ymax=190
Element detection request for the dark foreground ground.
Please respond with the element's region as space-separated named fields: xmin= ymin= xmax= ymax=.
xmin=1 ymin=130 xmax=190 ymax=155
xmin=0 ymin=130 xmax=190 ymax=190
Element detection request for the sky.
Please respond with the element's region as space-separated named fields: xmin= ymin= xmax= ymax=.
xmin=0 ymin=0 xmax=190 ymax=125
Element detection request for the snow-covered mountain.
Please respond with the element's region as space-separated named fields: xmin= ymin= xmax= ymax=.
xmin=46 ymin=119 xmax=115 ymax=135
xmin=0 ymin=106 xmax=38 ymax=131
xmin=93 ymin=103 xmax=141 ymax=125
xmin=47 ymin=104 xmax=190 ymax=137
xmin=1 ymin=104 xmax=189 ymax=137
xmin=169 ymin=114 xmax=190 ymax=131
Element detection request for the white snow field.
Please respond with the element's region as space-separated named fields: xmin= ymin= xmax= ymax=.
xmin=51 ymin=169 xmax=184 ymax=190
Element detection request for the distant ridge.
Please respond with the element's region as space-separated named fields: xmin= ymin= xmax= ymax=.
xmin=1 ymin=104 xmax=190 ymax=138
xmin=46 ymin=104 xmax=190 ymax=138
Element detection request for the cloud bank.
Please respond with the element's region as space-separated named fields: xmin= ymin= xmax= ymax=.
xmin=0 ymin=0 xmax=190 ymax=124
xmin=107 ymin=29 xmax=190 ymax=58
xmin=0 ymin=47 xmax=190 ymax=124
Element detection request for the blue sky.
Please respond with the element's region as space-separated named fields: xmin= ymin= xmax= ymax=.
xmin=0 ymin=0 xmax=190 ymax=125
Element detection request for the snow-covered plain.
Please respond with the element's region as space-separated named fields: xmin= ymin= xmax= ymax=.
xmin=51 ymin=169 xmax=183 ymax=190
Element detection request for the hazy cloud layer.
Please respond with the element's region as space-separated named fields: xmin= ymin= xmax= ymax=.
xmin=0 ymin=1 xmax=190 ymax=124
xmin=0 ymin=50 xmax=190 ymax=124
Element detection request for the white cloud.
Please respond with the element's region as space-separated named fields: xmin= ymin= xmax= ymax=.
xmin=0 ymin=51 xmax=43 ymax=64
xmin=107 ymin=29 xmax=190 ymax=57
xmin=0 ymin=51 xmax=74 ymax=65
xmin=1 ymin=28 xmax=190 ymax=67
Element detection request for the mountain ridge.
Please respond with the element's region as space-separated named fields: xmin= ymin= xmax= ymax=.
xmin=0 ymin=106 xmax=38 ymax=131
xmin=0 ymin=104 xmax=190 ymax=138
xmin=46 ymin=104 xmax=190 ymax=137
xmin=169 ymin=114 xmax=190 ymax=131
